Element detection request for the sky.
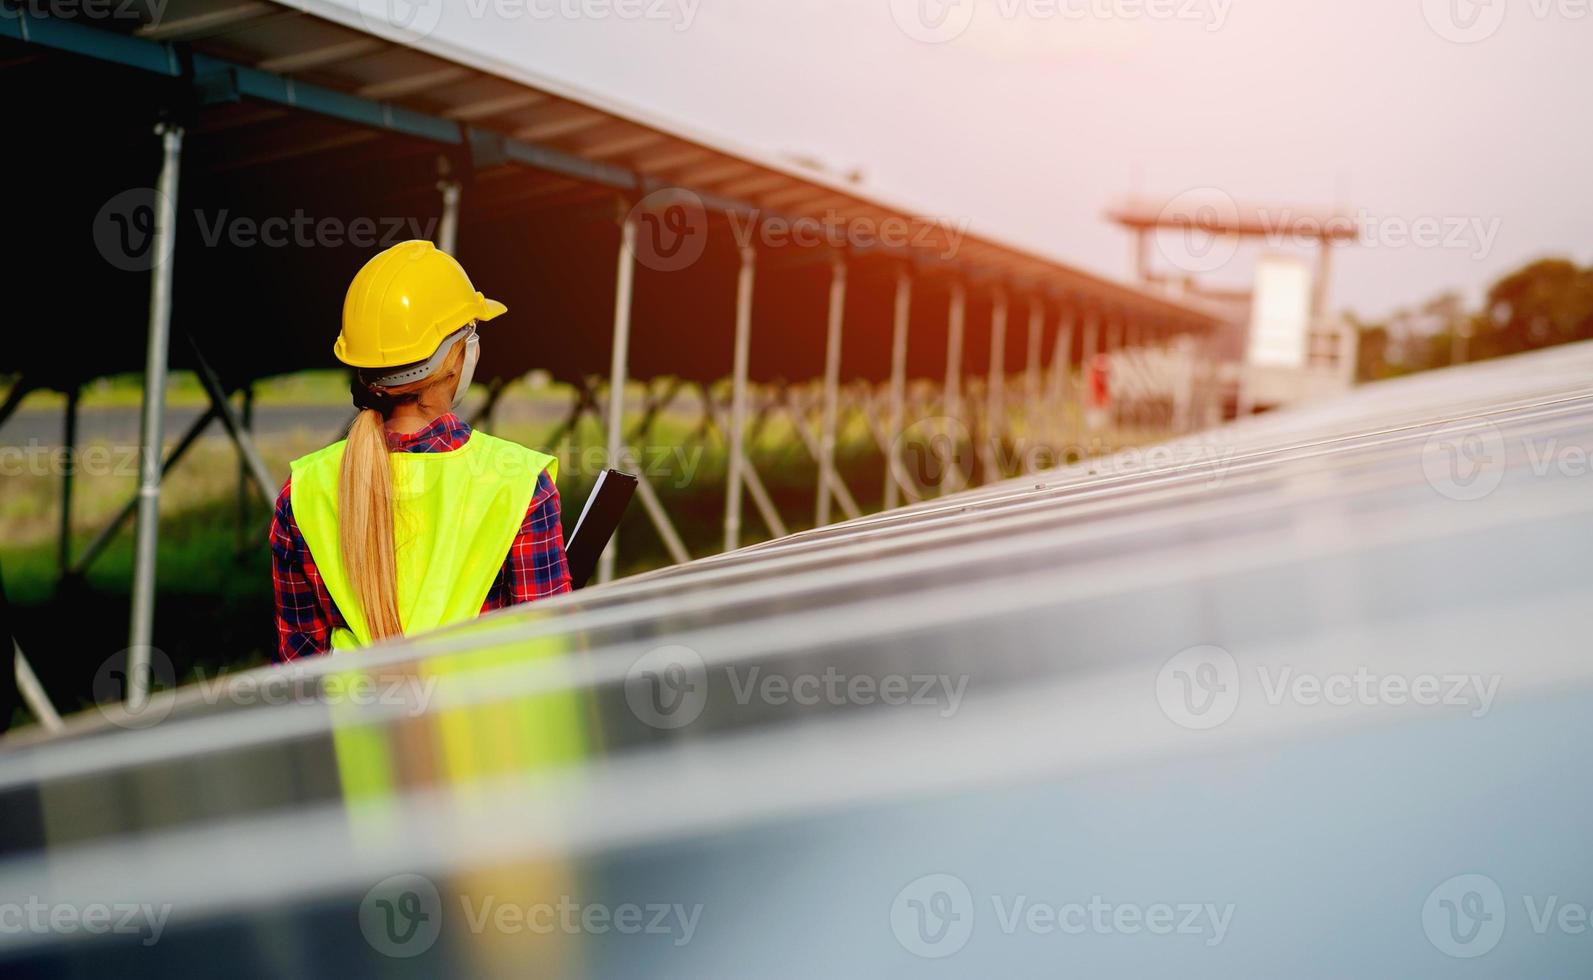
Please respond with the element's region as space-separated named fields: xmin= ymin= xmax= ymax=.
xmin=334 ymin=0 xmax=1591 ymax=320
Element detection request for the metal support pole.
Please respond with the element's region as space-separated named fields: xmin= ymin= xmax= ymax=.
xmin=72 ymin=406 xmax=218 ymax=578
xmin=597 ymin=212 xmax=637 ymax=585
xmin=816 ymin=257 xmax=847 ymax=527
xmin=941 ymin=282 xmax=966 ymax=492
xmin=884 ymin=272 xmax=912 ymax=510
xmin=127 ymin=123 xmax=182 ymax=712
xmin=0 ymin=377 xmax=32 ymax=433
xmin=14 ymin=643 xmax=63 ymax=733
xmin=724 ymin=245 xmax=756 ymax=553
xmin=1048 ymin=309 xmax=1075 ymax=450
xmin=1078 ymin=309 xmax=1099 ymax=435
xmin=58 ymin=387 xmax=79 ymax=575
xmin=436 ymin=179 xmax=462 ymax=255
xmin=983 ymin=291 xmax=1008 ymax=481
xmin=1024 ymin=300 xmax=1044 ymax=436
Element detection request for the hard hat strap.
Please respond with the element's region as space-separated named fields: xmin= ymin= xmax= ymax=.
xmin=362 ymin=324 xmax=476 ymax=388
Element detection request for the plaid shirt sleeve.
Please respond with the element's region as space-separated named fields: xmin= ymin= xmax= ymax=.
xmin=483 ymin=469 xmax=573 ymax=609
xmin=270 ymin=479 xmax=338 ymax=664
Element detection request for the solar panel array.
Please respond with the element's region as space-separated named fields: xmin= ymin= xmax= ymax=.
xmin=4 ymin=343 xmax=1592 ymax=977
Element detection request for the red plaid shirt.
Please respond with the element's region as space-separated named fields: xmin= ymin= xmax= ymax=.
xmin=269 ymin=413 xmax=570 ymax=661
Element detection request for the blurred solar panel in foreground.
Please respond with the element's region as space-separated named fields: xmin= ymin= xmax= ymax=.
xmin=4 ymin=344 xmax=1593 ymax=978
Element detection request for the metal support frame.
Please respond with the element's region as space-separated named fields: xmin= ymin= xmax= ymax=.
xmin=941 ymin=281 xmax=967 ymax=492
xmin=815 ymin=257 xmax=847 ymax=527
xmin=883 ymin=272 xmax=912 ymax=510
xmin=436 ymin=179 xmax=462 ymax=255
xmin=14 ymin=642 xmax=62 ymax=733
xmin=700 ymin=387 xmax=789 ymax=541
xmin=777 ymin=386 xmax=860 ymax=524
xmin=1024 ymin=300 xmax=1044 ymax=438
xmin=0 ymin=377 xmax=33 ymax=432
xmin=127 ymin=122 xmax=182 ymax=712
xmin=724 ymin=245 xmax=756 ymax=553
xmin=187 ymin=336 xmax=277 ymax=502
xmin=59 ymin=387 xmax=80 ymax=575
xmin=71 ymin=407 xmax=219 ymax=578
xmin=982 ymin=291 xmax=1008 ymax=480
xmin=1047 ymin=308 xmax=1076 ymax=451
xmin=597 ymin=212 xmax=636 ymax=584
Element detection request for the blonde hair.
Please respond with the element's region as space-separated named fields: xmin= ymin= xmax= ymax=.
xmin=339 ymin=340 xmax=466 ymax=641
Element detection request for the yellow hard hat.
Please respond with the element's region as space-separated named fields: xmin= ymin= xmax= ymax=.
xmin=335 ymin=240 xmax=506 ymax=369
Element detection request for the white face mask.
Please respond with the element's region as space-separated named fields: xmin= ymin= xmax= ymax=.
xmin=451 ymin=330 xmax=480 ymax=409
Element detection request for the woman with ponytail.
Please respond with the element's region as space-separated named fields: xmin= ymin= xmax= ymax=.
xmin=269 ymin=241 xmax=570 ymax=659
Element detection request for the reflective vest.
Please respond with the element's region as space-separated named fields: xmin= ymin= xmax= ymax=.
xmin=289 ymin=432 xmax=557 ymax=652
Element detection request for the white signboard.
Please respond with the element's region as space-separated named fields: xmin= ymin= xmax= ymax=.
xmin=1247 ymin=256 xmax=1313 ymax=368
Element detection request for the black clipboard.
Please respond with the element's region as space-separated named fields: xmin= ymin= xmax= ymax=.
xmin=564 ymin=469 xmax=639 ymax=589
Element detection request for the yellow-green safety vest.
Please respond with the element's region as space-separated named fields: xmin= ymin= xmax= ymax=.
xmin=289 ymin=431 xmax=557 ymax=651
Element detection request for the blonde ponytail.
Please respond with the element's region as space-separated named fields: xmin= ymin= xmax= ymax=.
xmin=339 ymin=340 xmax=466 ymax=642
xmin=339 ymin=407 xmax=404 ymax=640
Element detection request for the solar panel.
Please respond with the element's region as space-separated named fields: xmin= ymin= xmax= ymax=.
xmin=4 ymin=343 xmax=1592 ymax=976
